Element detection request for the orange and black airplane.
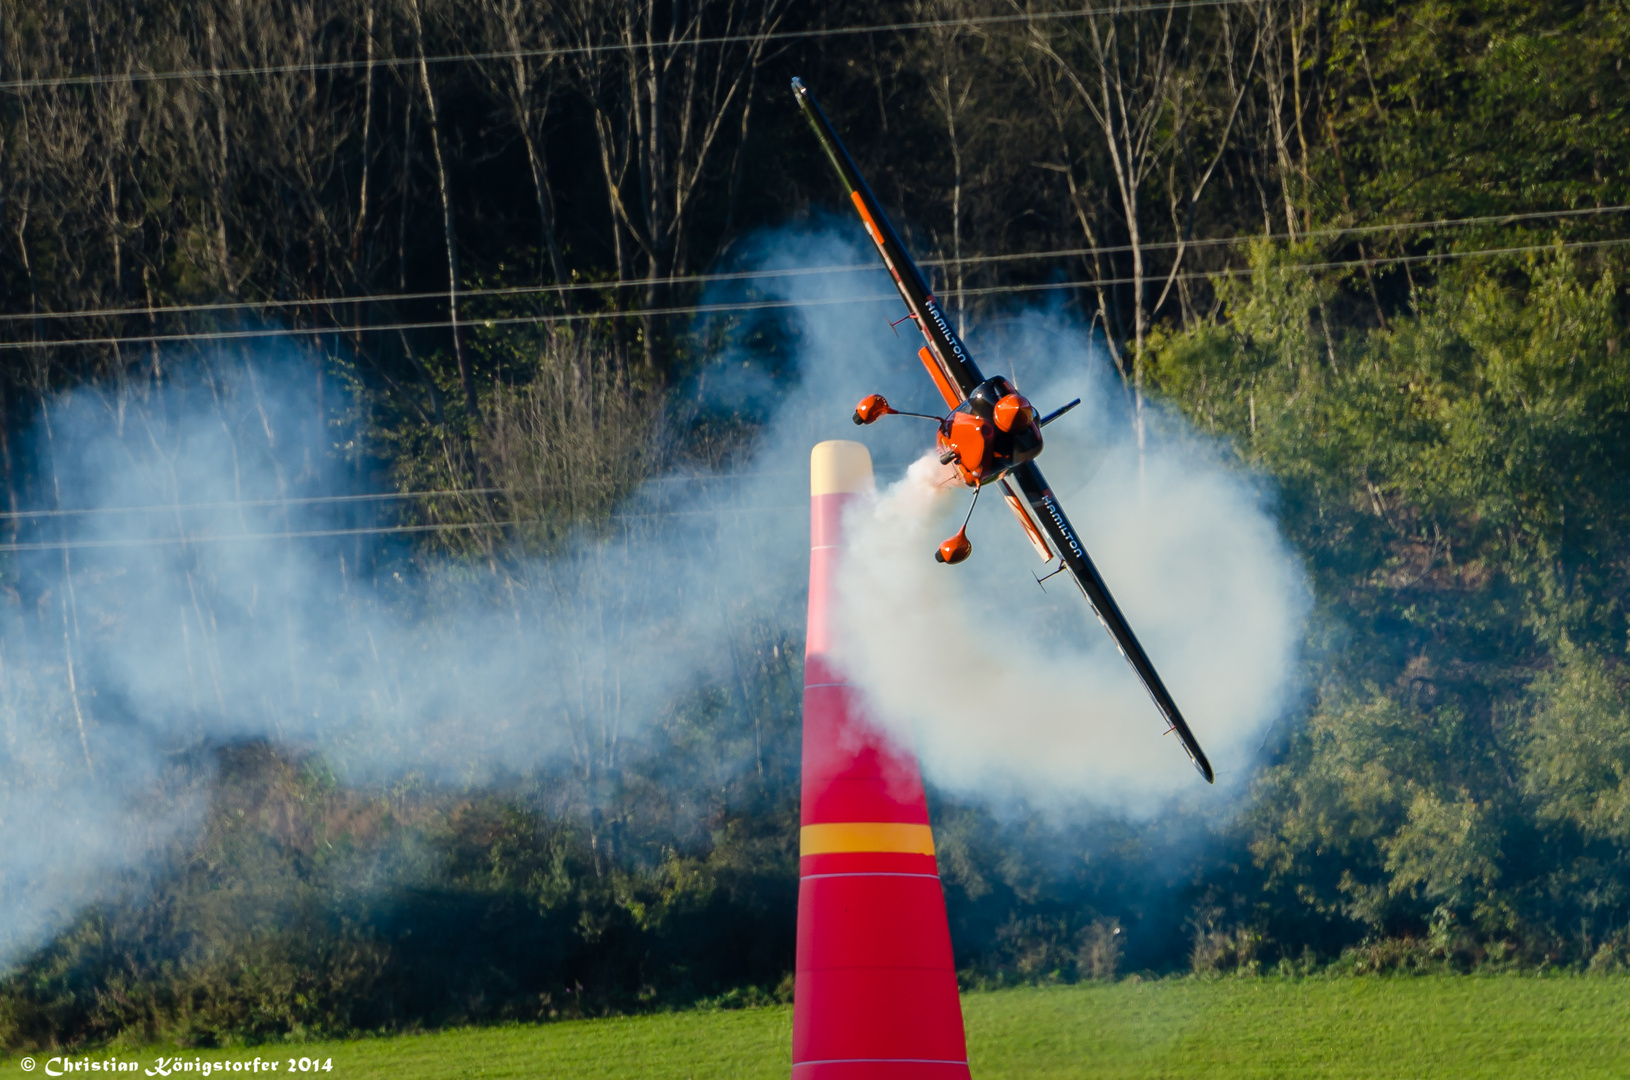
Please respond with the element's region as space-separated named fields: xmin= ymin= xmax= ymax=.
xmin=792 ymin=77 xmax=1214 ymax=784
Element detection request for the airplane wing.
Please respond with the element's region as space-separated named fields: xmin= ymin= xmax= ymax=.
xmin=792 ymin=77 xmax=982 ymax=409
xmin=1009 ymin=461 xmax=1216 ymax=783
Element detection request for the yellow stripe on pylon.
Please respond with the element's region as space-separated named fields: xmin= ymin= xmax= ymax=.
xmin=800 ymin=821 xmax=936 ymax=856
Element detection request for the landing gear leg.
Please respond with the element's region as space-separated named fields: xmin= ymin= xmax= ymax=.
xmin=935 ymin=483 xmax=983 ymax=565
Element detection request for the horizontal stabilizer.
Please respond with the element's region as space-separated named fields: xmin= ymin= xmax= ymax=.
xmin=1038 ymin=399 xmax=1081 ymax=427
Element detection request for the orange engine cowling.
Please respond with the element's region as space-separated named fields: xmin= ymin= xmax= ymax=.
xmin=852 ymin=394 xmax=893 ymax=425
xmin=938 ymin=412 xmax=994 ymax=487
xmin=993 ymin=393 xmax=1036 ymax=433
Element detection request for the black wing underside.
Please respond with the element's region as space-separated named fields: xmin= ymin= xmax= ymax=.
xmin=791 ymin=77 xmax=981 ymax=406
xmin=1011 ymin=463 xmax=1215 ymax=783
xmin=792 ymin=77 xmax=1215 ymax=785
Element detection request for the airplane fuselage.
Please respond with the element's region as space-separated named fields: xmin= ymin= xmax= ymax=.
xmin=937 ymin=376 xmax=1044 ymax=488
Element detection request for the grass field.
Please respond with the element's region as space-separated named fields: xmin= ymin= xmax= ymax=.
xmin=12 ymin=977 xmax=1628 ymax=1080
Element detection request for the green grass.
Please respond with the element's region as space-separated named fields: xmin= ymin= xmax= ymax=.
xmin=965 ymin=978 xmax=1630 ymax=1078
xmin=12 ymin=978 xmax=1629 ymax=1079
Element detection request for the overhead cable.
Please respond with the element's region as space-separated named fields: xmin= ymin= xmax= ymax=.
xmin=0 ymin=473 xmax=812 ymax=521
xmin=0 ymin=506 xmax=806 ymax=552
xmin=966 ymin=203 xmax=1630 ymax=266
xmin=3 ymin=203 xmax=1624 ymax=327
xmin=2 ymin=235 xmax=1625 ymax=353
xmin=0 ymin=489 xmax=501 ymax=521
xmin=0 ymin=0 xmax=1253 ymax=93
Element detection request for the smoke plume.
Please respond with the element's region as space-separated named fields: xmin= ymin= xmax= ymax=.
xmin=0 ymin=227 xmax=1305 ymax=968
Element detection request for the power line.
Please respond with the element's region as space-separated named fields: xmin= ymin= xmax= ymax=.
xmin=2 ymin=235 xmax=1624 ymax=353
xmin=0 ymin=505 xmax=807 ymax=552
xmin=0 ymin=472 xmax=812 ymax=522
xmin=0 ymin=488 xmax=501 ymax=522
xmin=0 ymin=1 xmax=1252 ymax=93
xmin=1192 ymin=235 xmax=1630 ymax=280
xmin=4 ymin=204 xmax=1623 ymax=328
xmin=0 ymin=521 xmax=505 ymax=552
xmin=965 ymin=203 xmax=1630 ymax=266
xmin=0 ymin=264 xmax=881 ymax=326
xmin=0 ymin=292 xmax=886 ymax=350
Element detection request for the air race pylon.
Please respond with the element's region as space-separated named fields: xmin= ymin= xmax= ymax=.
xmin=794 ymin=441 xmax=971 ymax=1079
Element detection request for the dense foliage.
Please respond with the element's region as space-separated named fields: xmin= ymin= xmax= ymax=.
xmin=2 ymin=0 xmax=1628 ymax=1051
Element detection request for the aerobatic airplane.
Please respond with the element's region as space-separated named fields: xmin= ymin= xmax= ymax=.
xmin=791 ymin=77 xmax=1215 ymax=784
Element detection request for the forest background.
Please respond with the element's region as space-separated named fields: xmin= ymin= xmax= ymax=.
xmin=2 ymin=0 xmax=1629 ymax=1051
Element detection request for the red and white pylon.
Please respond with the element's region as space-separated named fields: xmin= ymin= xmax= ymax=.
xmin=793 ymin=440 xmax=971 ymax=1079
